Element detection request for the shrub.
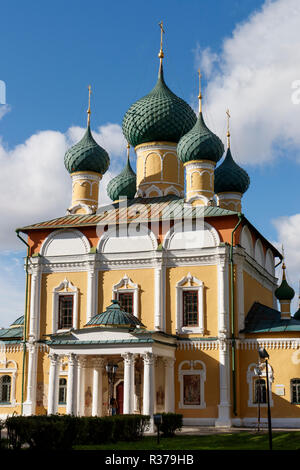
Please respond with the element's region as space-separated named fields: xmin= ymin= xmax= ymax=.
xmin=6 ymin=414 xmax=150 ymax=449
xmin=160 ymin=413 xmax=183 ymax=437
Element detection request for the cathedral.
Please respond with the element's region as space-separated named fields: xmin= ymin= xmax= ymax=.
xmin=1 ymin=25 xmax=300 ymax=429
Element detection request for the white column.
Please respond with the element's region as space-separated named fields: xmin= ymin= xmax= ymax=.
xmin=142 ymin=353 xmax=155 ymax=418
xmin=66 ymin=353 xmax=78 ymax=415
xmin=77 ymin=357 xmax=87 ymax=416
xmin=216 ymin=340 xmax=231 ymax=427
xmin=122 ymin=353 xmax=133 ymax=414
xmin=87 ymin=266 xmax=98 ymax=323
xmin=92 ymin=358 xmax=105 ymax=416
xmin=47 ymin=353 xmax=59 ymax=415
xmin=164 ymin=358 xmax=175 ymax=412
xmin=130 ymin=355 xmax=137 ymax=413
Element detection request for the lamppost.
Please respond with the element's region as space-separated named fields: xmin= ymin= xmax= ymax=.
xmin=258 ymin=347 xmax=272 ymax=450
xmin=254 ymin=365 xmax=262 ymax=432
xmin=106 ymin=363 xmax=118 ymax=416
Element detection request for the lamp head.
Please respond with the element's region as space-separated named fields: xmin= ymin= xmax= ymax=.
xmin=258 ymin=347 xmax=269 ymax=360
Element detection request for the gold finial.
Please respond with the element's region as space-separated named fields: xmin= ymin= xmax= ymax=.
xmin=87 ymin=84 xmax=92 ymax=126
xmin=158 ymin=21 xmax=165 ymax=61
xmin=226 ymin=109 xmax=231 ymax=148
xmin=282 ymin=244 xmax=286 ymax=279
xmin=127 ymin=142 xmax=130 ymax=162
xmin=198 ymin=69 xmax=202 ymax=114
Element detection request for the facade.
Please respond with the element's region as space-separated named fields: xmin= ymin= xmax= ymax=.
xmin=1 ymin=33 xmax=300 ymax=429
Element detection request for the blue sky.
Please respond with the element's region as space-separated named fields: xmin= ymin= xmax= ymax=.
xmin=0 ymin=0 xmax=299 ymax=327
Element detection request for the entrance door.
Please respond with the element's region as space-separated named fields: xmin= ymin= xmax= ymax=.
xmin=116 ymin=381 xmax=124 ymax=414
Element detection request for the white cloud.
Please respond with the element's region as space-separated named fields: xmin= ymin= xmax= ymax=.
xmin=0 ymin=104 xmax=10 ymax=120
xmin=0 ymin=123 xmax=125 ymax=251
xmin=196 ymin=0 xmax=300 ymax=165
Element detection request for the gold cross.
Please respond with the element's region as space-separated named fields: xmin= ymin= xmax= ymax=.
xmin=158 ymin=21 xmax=165 ymax=59
xmin=226 ymin=108 xmax=231 ymax=147
xmin=198 ymin=69 xmax=202 ymax=113
xmin=87 ymin=85 xmax=92 ymax=126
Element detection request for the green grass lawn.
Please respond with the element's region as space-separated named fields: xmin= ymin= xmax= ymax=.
xmin=74 ymin=431 xmax=300 ymax=451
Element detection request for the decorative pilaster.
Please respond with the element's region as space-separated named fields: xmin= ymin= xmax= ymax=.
xmin=154 ymin=265 xmax=163 ymax=330
xmin=29 ymin=260 xmax=42 ymax=339
xmin=23 ymin=342 xmax=38 ymax=416
xmin=87 ymin=263 xmax=98 ymax=323
xmin=217 ymin=259 xmax=229 ymax=337
xmin=47 ymin=353 xmax=59 ymax=415
xmin=236 ymin=261 xmax=245 ymax=332
xmin=164 ymin=358 xmax=175 ymax=412
xmin=66 ymin=353 xmax=78 ymax=415
xmin=216 ymin=339 xmax=231 ymax=427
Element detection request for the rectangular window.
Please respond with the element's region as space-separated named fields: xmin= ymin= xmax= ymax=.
xmin=254 ymin=379 xmax=267 ymax=404
xmin=118 ymin=292 xmax=134 ymax=315
xmin=291 ymin=379 xmax=300 ymax=404
xmin=183 ymin=291 xmax=198 ymax=327
xmin=183 ymin=375 xmax=201 ymax=405
xmin=58 ymin=295 xmax=73 ymax=329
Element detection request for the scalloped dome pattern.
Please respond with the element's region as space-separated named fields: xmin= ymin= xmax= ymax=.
xmin=122 ymin=66 xmax=197 ymax=147
xmin=177 ymin=112 xmax=224 ymax=164
xmin=214 ymin=148 xmax=250 ymax=194
xmin=107 ymin=159 xmax=136 ymax=201
xmin=64 ymin=125 xmax=110 ymax=175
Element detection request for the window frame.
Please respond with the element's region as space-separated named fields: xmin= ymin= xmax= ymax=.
xmin=58 ymin=295 xmax=74 ymax=330
xmin=0 ymin=375 xmax=12 ymax=404
xmin=247 ymin=363 xmax=273 ymax=407
xmin=112 ymin=274 xmax=139 ymax=318
xmin=58 ymin=377 xmax=67 ymax=405
xmin=178 ymin=360 xmax=206 ymax=409
xmin=118 ymin=291 xmax=134 ymax=315
xmin=291 ymin=378 xmax=300 ymax=404
xmin=182 ymin=290 xmax=198 ymax=327
xmin=176 ymin=273 xmax=204 ymax=334
xmin=52 ymin=279 xmax=79 ymax=333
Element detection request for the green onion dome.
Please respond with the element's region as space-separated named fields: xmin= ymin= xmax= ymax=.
xmin=177 ymin=112 xmax=224 ymax=164
xmin=122 ymin=64 xmax=197 ymax=147
xmin=107 ymin=158 xmax=136 ymax=201
xmin=86 ymin=300 xmax=145 ymax=329
xmin=214 ymin=147 xmax=250 ymax=194
xmin=64 ymin=124 xmax=110 ymax=174
xmin=275 ymin=265 xmax=295 ymax=301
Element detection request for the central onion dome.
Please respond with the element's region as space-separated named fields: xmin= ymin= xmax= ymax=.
xmin=107 ymin=144 xmax=137 ymax=201
xmin=64 ymin=124 xmax=110 ymax=175
xmin=177 ymin=112 xmax=224 ymax=164
xmin=214 ymin=147 xmax=250 ymax=194
xmin=122 ymin=64 xmax=197 ymax=147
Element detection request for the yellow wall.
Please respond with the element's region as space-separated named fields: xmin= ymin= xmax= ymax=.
xmin=98 ymin=269 xmax=155 ymax=330
xmin=243 ymin=271 xmax=274 ymax=315
xmin=166 ymin=265 xmax=218 ymax=336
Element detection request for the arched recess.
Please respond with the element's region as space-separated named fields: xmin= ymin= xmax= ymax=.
xmin=265 ymin=249 xmax=275 ymax=276
xmin=40 ymin=229 xmax=91 ymax=256
xmin=163 ymin=220 xmax=220 ymax=250
xmin=254 ymin=239 xmax=265 ymax=267
xmin=162 ymin=153 xmax=179 ymax=182
xmin=240 ymin=225 xmax=253 ymax=258
xmin=98 ymin=224 xmax=158 ymax=253
xmin=144 ymin=152 xmax=162 ymax=180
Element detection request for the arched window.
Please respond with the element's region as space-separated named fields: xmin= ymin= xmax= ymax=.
xmin=58 ymin=378 xmax=67 ymax=405
xmin=254 ymin=378 xmax=267 ymax=404
xmin=291 ymin=379 xmax=300 ymax=404
xmin=0 ymin=375 xmax=11 ymax=403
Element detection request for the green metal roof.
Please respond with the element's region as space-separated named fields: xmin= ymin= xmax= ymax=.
xmin=64 ymin=124 xmax=110 ymax=175
xmin=241 ymin=302 xmax=300 ymax=333
xmin=177 ymin=112 xmax=224 ymax=164
xmin=0 ymin=326 xmax=23 ymax=339
xmin=214 ymin=148 xmax=250 ymax=194
xmin=122 ymin=63 xmax=197 ymax=147
xmin=10 ymin=315 xmax=24 ymax=326
xmin=18 ymin=196 xmax=238 ymax=232
xmin=86 ymin=300 xmax=145 ymax=328
xmin=107 ymin=158 xmax=136 ymax=201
